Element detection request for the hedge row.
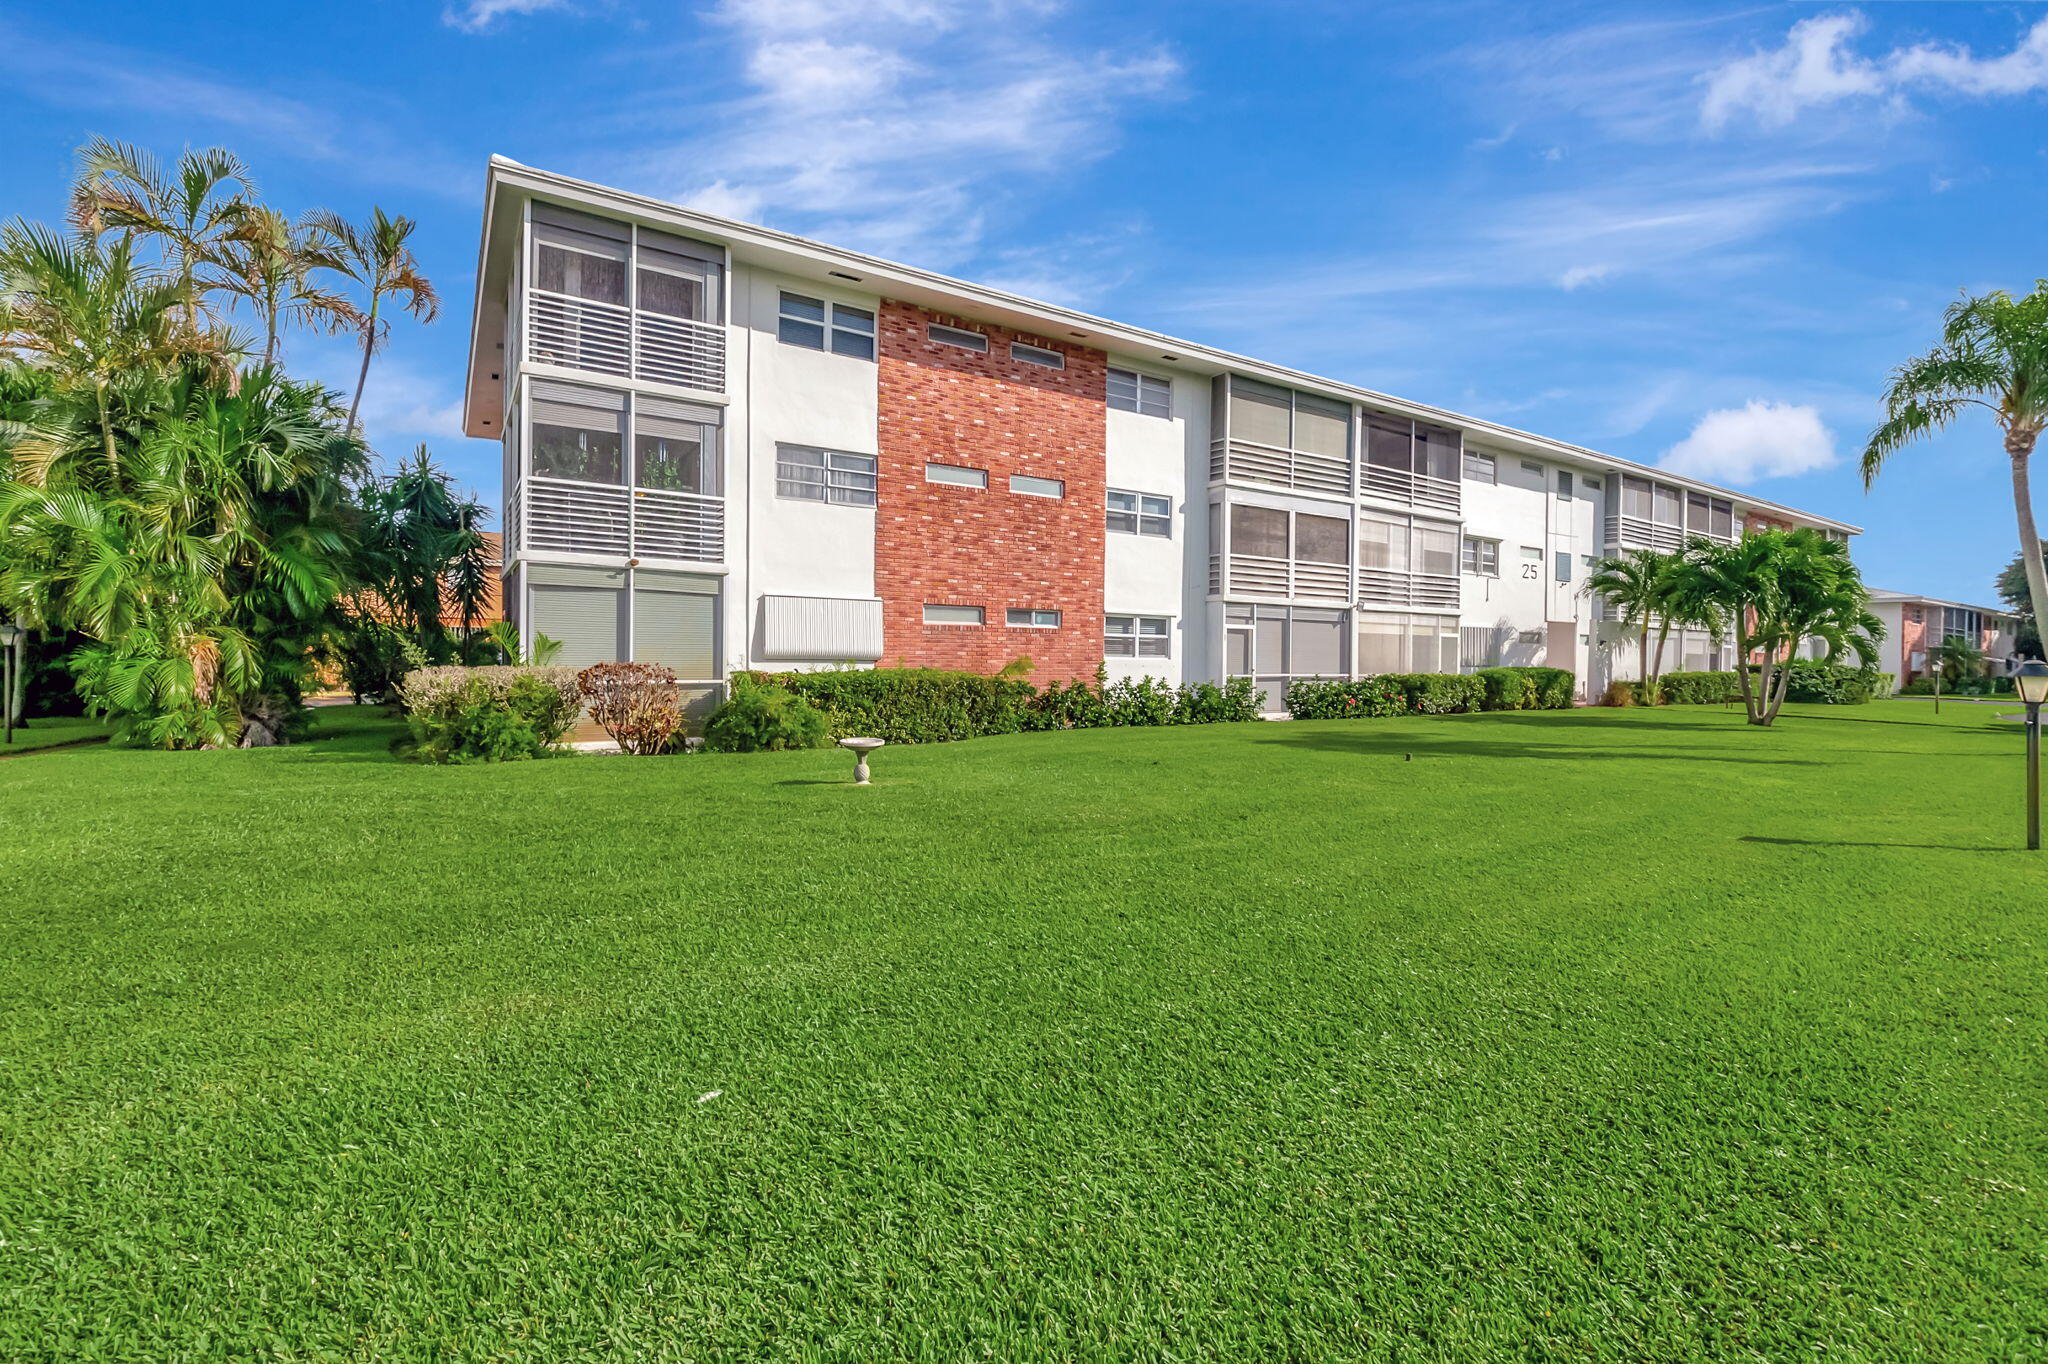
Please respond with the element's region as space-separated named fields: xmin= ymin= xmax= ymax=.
xmin=737 ymin=669 xmax=1266 ymax=744
xmin=1286 ymin=667 xmax=1575 ymax=720
xmin=1645 ymin=664 xmax=1891 ymax=706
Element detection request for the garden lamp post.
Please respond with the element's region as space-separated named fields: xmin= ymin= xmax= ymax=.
xmin=2016 ymin=660 xmax=2048 ymax=852
xmin=0 ymin=623 xmax=17 ymax=746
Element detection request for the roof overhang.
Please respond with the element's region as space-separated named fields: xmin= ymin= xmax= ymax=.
xmin=463 ymin=156 xmax=1863 ymax=535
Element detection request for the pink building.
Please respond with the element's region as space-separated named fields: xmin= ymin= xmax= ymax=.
xmin=1867 ymin=590 xmax=2020 ymax=687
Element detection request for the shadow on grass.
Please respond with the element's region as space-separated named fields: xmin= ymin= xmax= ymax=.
xmin=1741 ymin=834 xmax=2014 ymax=853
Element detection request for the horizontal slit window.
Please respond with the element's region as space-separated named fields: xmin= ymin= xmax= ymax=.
xmin=1010 ymin=474 xmax=1064 ymax=498
xmin=926 ymin=463 xmax=987 ymax=489
xmin=923 ymin=604 xmax=984 ymax=625
xmin=1010 ymin=341 xmax=1065 ymax=369
xmin=928 ymin=323 xmax=987 ymax=352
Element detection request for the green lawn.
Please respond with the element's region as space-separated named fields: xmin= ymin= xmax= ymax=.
xmin=3 ymin=702 xmax=2043 ymax=1360
xmin=0 ymin=715 xmax=105 ymax=754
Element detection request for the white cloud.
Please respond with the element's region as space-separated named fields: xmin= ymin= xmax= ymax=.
xmin=1702 ymin=12 xmax=2048 ymax=132
xmin=626 ymin=0 xmax=1179 ymax=265
xmin=1659 ymin=401 xmax=1837 ymax=482
xmin=1557 ymin=263 xmax=1612 ymax=290
xmin=443 ymin=0 xmax=573 ymax=32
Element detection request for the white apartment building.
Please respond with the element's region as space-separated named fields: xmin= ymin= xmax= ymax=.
xmin=462 ymin=157 xmax=1861 ymax=709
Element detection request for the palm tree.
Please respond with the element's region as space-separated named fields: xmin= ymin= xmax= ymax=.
xmin=1585 ymin=549 xmax=1666 ymax=699
xmin=0 ymin=220 xmax=217 ymax=489
xmin=69 ymin=137 xmax=252 ymax=331
xmin=212 ymin=207 xmax=361 ymax=367
xmin=1932 ymin=635 xmax=1985 ymax=689
xmin=1864 ymin=285 xmax=2048 ymax=663
xmin=307 ymin=208 xmax=440 ymax=436
xmin=1671 ymin=529 xmax=1882 ymax=726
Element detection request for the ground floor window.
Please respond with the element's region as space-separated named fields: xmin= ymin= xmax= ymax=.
xmin=1225 ymin=604 xmax=1347 ymax=706
xmin=1106 ymin=615 xmax=1170 ymax=658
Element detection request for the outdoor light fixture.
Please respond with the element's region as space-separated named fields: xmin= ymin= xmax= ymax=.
xmin=0 ymin=622 xmax=18 ymax=747
xmin=2016 ymin=660 xmax=2048 ymax=851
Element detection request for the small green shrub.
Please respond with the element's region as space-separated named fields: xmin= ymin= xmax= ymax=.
xmin=1658 ymin=670 xmax=1742 ymax=705
xmin=1510 ymin=667 xmax=1576 ymax=709
xmin=743 ymin=667 xmax=1035 ymax=744
xmin=1780 ymin=660 xmax=1886 ymax=705
xmin=1900 ymin=674 xmax=2002 ymax=696
xmin=400 ymin=666 xmax=579 ymax=763
xmin=1475 ymin=667 xmax=1537 ymax=711
xmin=1380 ymin=673 xmax=1485 ymax=715
xmin=1285 ymin=677 xmax=1409 ymax=720
xmin=1103 ymin=676 xmax=1178 ymax=727
xmin=702 ymin=678 xmax=830 ymax=752
xmin=1178 ymin=678 xmax=1264 ymax=724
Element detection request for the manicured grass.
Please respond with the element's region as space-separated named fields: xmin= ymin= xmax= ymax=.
xmin=0 ymin=715 xmax=105 ymax=754
xmin=2 ymin=702 xmax=2043 ymax=1359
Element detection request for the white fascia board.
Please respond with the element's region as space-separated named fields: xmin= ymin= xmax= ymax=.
xmin=464 ymin=156 xmax=1861 ymax=535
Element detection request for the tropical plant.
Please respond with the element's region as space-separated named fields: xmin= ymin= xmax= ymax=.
xmin=399 ymin=665 xmax=579 ymax=763
xmin=1932 ymin=635 xmax=1986 ymax=688
xmin=0 ymin=221 xmax=231 ymax=488
xmin=211 ymin=206 xmax=360 ymax=367
xmin=307 ymin=208 xmax=440 ymax=435
xmin=483 ymin=620 xmax=563 ymax=667
xmin=1584 ymin=549 xmax=1668 ymax=700
xmin=1864 ymin=284 xmax=2048 ymax=668
xmin=348 ymin=446 xmax=494 ymax=642
xmin=702 ymin=676 xmax=829 ymax=753
xmin=0 ymin=364 xmax=361 ymax=747
xmin=69 ymin=137 xmax=251 ymax=332
xmin=1666 ymin=529 xmax=1883 ymax=727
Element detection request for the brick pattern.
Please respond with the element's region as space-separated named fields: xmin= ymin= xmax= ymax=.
xmin=873 ymin=301 xmax=1107 ymax=681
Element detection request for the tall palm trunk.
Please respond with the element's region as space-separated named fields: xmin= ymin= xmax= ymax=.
xmin=1650 ymin=621 xmax=1672 ymax=705
xmin=2010 ymin=429 xmax=2048 ymax=653
xmin=94 ymin=382 xmax=120 ymax=489
xmin=346 ymin=292 xmax=382 ymax=436
xmin=1638 ymin=623 xmax=1649 ymax=700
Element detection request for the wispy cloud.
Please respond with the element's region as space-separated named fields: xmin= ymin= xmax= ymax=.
xmin=0 ymin=19 xmax=470 ymax=198
xmin=623 ymin=0 xmax=1180 ymax=265
xmin=444 ymin=0 xmax=577 ymax=32
xmin=1702 ymin=11 xmax=2048 ymax=132
xmin=1659 ymin=400 xmax=1837 ymax=483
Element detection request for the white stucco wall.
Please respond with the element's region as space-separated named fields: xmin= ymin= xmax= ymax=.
xmin=1103 ymin=363 xmax=1208 ymax=683
xmin=733 ymin=265 xmax=882 ymax=669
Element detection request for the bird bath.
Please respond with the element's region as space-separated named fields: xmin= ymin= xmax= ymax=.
xmin=837 ymin=736 xmax=885 ymax=785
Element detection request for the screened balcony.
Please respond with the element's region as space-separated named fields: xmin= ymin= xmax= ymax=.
xmin=524 ymin=202 xmax=727 ymax=395
xmin=1355 ymin=514 xmax=1460 ymax=611
xmin=1605 ymin=478 xmax=1735 ymax=553
xmin=1209 ymin=377 xmax=1354 ymax=498
xmin=1361 ymin=417 xmax=1461 ymax=516
xmin=1208 ymin=502 xmax=1350 ymax=601
xmin=513 ymin=378 xmax=725 ymax=565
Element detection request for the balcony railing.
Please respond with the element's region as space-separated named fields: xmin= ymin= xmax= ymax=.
xmin=1209 ymin=553 xmax=1349 ymax=601
xmin=526 ymin=291 xmax=726 ymax=394
xmin=1208 ymin=438 xmax=1353 ymax=498
xmin=521 ymin=477 xmax=724 ymax=563
xmin=1605 ymin=515 xmax=1735 ymax=553
xmin=1356 ymin=568 xmax=1460 ymax=611
xmin=1361 ymin=464 xmax=1460 ymax=516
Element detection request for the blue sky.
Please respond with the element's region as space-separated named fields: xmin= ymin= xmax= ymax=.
xmin=3 ymin=1 xmax=2044 ymax=605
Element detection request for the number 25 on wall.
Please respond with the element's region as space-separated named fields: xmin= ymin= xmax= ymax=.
xmin=1521 ymin=564 xmax=1540 ymax=579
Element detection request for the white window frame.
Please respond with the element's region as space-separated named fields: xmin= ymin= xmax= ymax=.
xmin=775 ymin=443 xmax=877 ymax=507
xmin=1462 ymin=451 xmax=1496 ymax=484
xmin=927 ymin=323 xmax=988 ymax=352
xmin=1107 ymin=367 xmax=1172 ymax=418
xmin=1107 ymin=488 xmax=1172 ymax=537
xmin=1460 ymin=536 xmax=1499 ymax=576
xmin=923 ymin=604 xmax=984 ymax=626
xmin=1006 ymin=608 xmax=1062 ymax=629
xmin=777 ymin=292 xmax=875 ymax=360
xmin=925 ymin=462 xmax=988 ymax=489
xmin=1010 ymin=474 xmax=1065 ymax=498
xmin=1105 ymin=614 xmax=1171 ymax=658
xmin=1010 ymin=341 xmax=1065 ymax=369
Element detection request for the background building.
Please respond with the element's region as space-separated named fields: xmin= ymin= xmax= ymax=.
xmin=1868 ymin=590 xmax=2018 ymax=686
xmin=463 ymin=158 xmax=1860 ymax=708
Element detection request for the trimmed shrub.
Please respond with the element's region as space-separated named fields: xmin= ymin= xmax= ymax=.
xmin=1103 ymin=676 xmax=1179 ymax=727
xmin=702 ymin=677 xmax=830 ymax=752
xmin=1475 ymin=667 xmax=1537 ymax=711
xmin=399 ymin=666 xmax=579 ymax=763
xmin=1780 ymin=661 xmax=1886 ymax=705
xmin=576 ymin=661 xmax=688 ymax=755
xmin=1285 ymin=677 xmax=1409 ymax=720
xmin=1028 ymin=676 xmax=1109 ymax=731
xmin=1510 ymin=667 xmax=1576 ymax=709
xmin=1177 ymin=678 xmax=1264 ymax=724
xmin=1900 ymin=674 xmax=2006 ymax=696
xmin=1658 ymin=670 xmax=1742 ymax=705
xmin=741 ymin=667 xmax=1036 ymax=744
xmin=1381 ymin=672 xmax=1486 ymax=715
xmin=1602 ymin=679 xmax=1638 ymax=708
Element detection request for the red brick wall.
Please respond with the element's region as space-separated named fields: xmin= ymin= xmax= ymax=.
xmin=1901 ymin=604 xmax=1928 ymax=680
xmin=873 ymin=301 xmax=1107 ymax=681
